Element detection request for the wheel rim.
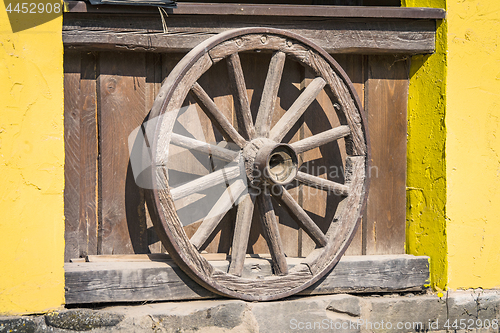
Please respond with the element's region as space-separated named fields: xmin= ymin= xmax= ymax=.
xmin=146 ymin=27 xmax=370 ymax=301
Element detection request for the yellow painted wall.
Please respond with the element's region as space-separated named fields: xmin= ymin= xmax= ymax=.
xmin=0 ymin=8 xmax=65 ymax=314
xmin=446 ymin=0 xmax=500 ymax=289
xmin=405 ymin=0 xmax=500 ymax=290
xmin=403 ymin=0 xmax=448 ymax=290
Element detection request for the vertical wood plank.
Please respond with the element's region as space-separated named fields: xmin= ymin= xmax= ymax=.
xmin=64 ymin=51 xmax=82 ymax=261
xmin=79 ymin=52 xmax=99 ymax=259
xmin=145 ymin=52 xmax=163 ymax=253
xmin=99 ymin=51 xmax=150 ymax=255
xmin=333 ymin=54 xmax=365 ymax=256
xmin=364 ymin=55 xmax=409 ymax=255
xmin=64 ymin=51 xmax=98 ymax=261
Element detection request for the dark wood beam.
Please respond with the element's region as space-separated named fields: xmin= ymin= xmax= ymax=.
xmin=65 ymin=1 xmax=445 ymax=19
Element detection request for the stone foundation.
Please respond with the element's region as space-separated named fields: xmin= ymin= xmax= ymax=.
xmin=1 ymin=290 xmax=499 ymax=332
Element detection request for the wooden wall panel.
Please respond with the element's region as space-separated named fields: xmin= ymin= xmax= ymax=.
xmin=64 ymin=51 xmax=82 ymax=261
xmin=99 ymin=51 xmax=151 ymax=255
xmin=332 ymin=54 xmax=365 ymax=256
xmin=64 ymin=50 xmax=409 ymax=259
xmin=145 ymin=53 xmax=164 ymax=253
xmin=64 ymin=51 xmax=98 ymax=261
xmin=364 ymin=55 xmax=409 ymax=255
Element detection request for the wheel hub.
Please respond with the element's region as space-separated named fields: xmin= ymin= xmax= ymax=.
xmin=243 ymin=138 xmax=299 ymax=186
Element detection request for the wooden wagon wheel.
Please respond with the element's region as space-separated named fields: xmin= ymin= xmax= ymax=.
xmin=147 ymin=27 xmax=369 ymax=301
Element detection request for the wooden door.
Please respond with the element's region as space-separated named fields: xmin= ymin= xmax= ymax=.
xmin=64 ymin=50 xmax=408 ymax=261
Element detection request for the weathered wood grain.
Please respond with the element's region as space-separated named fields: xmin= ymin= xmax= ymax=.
xmin=306 ymin=51 xmax=366 ymax=156
xmin=154 ymin=53 xmax=213 ymax=167
xmin=226 ymin=53 xmax=255 ymax=140
xmin=190 ymin=179 xmax=247 ymax=250
xmin=63 ymin=11 xmax=439 ymax=55
xmin=159 ymin=52 xmax=237 ymax=256
xmin=275 ymin=187 xmax=328 ymax=247
xmin=211 ymin=264 xmax=311 ymax=298
xmin=190 ymin=82 xmax=247 ymax=148
xmin=129 ymin=30 xmax=368 ymax=300
xmin=179 ymin=58 xmax=237 ymax=254
xmin=257 ymin=192 xmax=288 ymax=276
xmin=228 ymin=193 xmax=255 ymax=276
xmin=65 ymin=254 xmax=430 ymax=304
xmin=78 ymin=53 xmax=99 ymax=259
xmin=301 ymin=255 xmax=430 ymax=295
xmin=208 ymin=35 xmax=298 ymax=64
xmin=145 ymin=52 xmax=163 ymax=254
xmin=85 ymin=253 xmax=228 ymax=262
xmin=64 ymin=1 xmax=445 ymax=19
xmin=364 ymin=55 xmax=408 ymax=255
xmin=331 ymin=54 xmax=365 ymax=256
xmin=270 ymin=77 xmax=326 ymax=142
xmin=304 ymin=156 xmax=365 ymax=274
xmin=86 ymin=253 xmax=171 ymax=262
xmin=246 ymin=55 xmax=303 ymax=258
xmin=297 ymin=68 xmax=347 ymax=258
xmin=65 ymin=260 xmax=215 ymax=304
xmin=255 ymin=51 xmax=286 ymax=138
xmin=170 ymin=133 xmax=239 ymax=162
xmin=155 ymin=170 xmax=214 ymax=279
xmin=169 ymin=164 xmax=241 ymax=201
xmin=64 ymin=51 xmax=99 ymax=261
xmin=290 ymin=125 xmax=350 ymax=154
xmin=295 ymin=172 xmax=349 ymax=196
xmin=64 ymin=52 xmax=81 ymax=262
xmin=99 ymin=51 xmax=150 ymax=255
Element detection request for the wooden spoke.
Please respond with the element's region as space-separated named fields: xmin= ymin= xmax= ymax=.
xmin=227 ymin=53 xmax=256 ymax=140
xmin=228 ymin=193 xmax=255 ymax=276
xmin=257 ymin=192 xmax=288 ymax=276
xmin=170 ymin=133 xmax=239 ymax=162
xmin=295 ymin=171 xmax=349 ymax=196
xmin=255 ymin=51 xmax=286 ymax=137
xmin=190 ymin=179 xmax=247 ymax=250
xmin=275 ymin=187 xmax=328 ymax=247
xmin=269 ymin=77 xmax=326 ymax=142
xmin=170 ymin=164 xmax=241 ymax=201
xmin=190 ymin=82 xmax=247 ymax=148
xmin=290 ymin=125 xmax=350 ymax=154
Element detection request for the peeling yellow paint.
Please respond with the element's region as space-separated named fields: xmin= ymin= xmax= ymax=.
xmin=0 ymin=6 xmax=64 ymax=314
xmin=403 ymin=0 xmax=447 ymax=290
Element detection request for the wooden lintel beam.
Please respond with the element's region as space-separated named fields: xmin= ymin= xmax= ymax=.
xmin=63 ymin=10 xmax=439 ymax=55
